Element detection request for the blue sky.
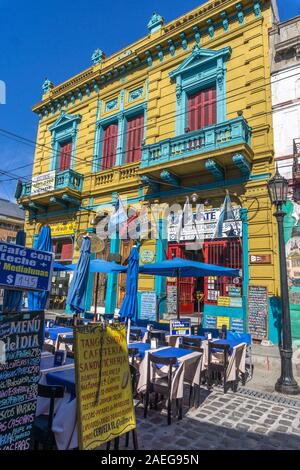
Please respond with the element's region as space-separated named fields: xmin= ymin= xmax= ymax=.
xmin=0 ymin=0 xmax=299 ymax=200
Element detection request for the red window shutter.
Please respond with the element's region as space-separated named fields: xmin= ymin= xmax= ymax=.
xmin=188 ymin=86 xmax=216 ymax=131
xmin=102 ymin=124 xmax=118 ymax=169
xmin=125 ymin=114 xmax=144 ymax=163
xmin=59 ymin=141 xmax=72 ymax=171
xmin=61 ymin=241 xmax=73 ymax=261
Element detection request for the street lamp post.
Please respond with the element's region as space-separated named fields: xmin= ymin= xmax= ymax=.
xmin=268 ymin=168 xmax=300 ymax=395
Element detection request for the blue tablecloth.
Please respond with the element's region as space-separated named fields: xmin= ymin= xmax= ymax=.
xmin=40 ymin=355 xmax=74 ymax=371
xmin=151 ymin=346 xmax=197 ymax=367
xmin=211 ymin=339 xmax=242 ymax=354
xmin=46 ymin=368 xmax=76 ymax=395
xmin=45 ymin=326 xmax=73 ymax=342
xmin=128 ymin=342 xmax=150 ymax=359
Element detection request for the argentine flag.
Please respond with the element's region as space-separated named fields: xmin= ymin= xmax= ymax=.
xmin=108 ymin=197 xmax=127 ymax=233
xmin=214 ymin=191 xmax=236 ymax=238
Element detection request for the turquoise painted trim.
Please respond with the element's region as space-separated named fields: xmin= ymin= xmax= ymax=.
xmin=170 ymin=44 xmax=231 ymax=136
xmin=105 ymin=236 xmax=120 ymax=314
xmin=155 ymin=219 xmax=168 ymax=320
xmin=268 ymin=296 xmax=281 ymax=345
xmin=240 ymin=208 xmax=249 ymax=333
xmin=142 ymin=116 xmax=251 ymax=169
xmin=49 ymin=112 xmax=81 ymax=171
xmin=204 ymin=304 xmax=243 ymax=319
xmin=92 ymin=100 xmax=102 ymax=172
xmin=94 ymin=101 xmax=147 ymax=168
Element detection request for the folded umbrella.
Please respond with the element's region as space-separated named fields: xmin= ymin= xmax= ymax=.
xmin=66 ymin=236 xmax=91 ymax=314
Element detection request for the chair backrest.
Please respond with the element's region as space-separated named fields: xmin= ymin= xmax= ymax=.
xmin=43 ymin=343 xmax=55 ymax=354
xmin=37 ymin=384 xmax=64 ymax=430
xmin=57 ymin=336 xmax=74 ymax=357
xmin=129 ymin=364 xmax=138 ymax=395
xmin=149 ymin=331 xmax=166 ymax=345
xmin=181 ymin=336 xmax=202 ymax=349
xmin=147 ymin=353 xmax=177 ymax=392
xmin=198 ymin=327 xmax=220 ymax=339
xmin=130 ymin=328 xmax=142 ymax=342
xmin=208 ymin=341 xmax=230 ymax=365
xmin=55 ymin=316 xmax=72 ymax=327
xmin=128 ymin=347 xmax=139 ymax=366
xmin=181 ymin=343 xmax=203 ymax=354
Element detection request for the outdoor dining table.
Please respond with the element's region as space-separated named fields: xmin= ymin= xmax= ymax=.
xmin=137 ymin=346 xmax=203 ymax=400
xmin=45 ymin=326 xmax=73 ymax=342
xmin=128 ymin=342 xmax=151 ymax=359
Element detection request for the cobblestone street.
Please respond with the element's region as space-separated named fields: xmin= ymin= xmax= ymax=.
xmin=116 ymin=388 xmax=300 ymax=451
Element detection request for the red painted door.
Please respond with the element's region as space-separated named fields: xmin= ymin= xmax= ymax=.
xmin=203 ymin=239 xmax=242 ymax=304
xmin=167 ymin=243 xmax=196 ymax=315
xmin=125 ymin=114 xmax=144 ymax=163
xmin=102 ymin=123 xmax=118 ymax=169
xmin=188 ymin=86 xmax=216 ymax=131
xmin=59 ymin=141 xmax=72 ymax=171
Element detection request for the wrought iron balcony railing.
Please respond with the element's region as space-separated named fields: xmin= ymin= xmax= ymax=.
xmin=20 ymin=169 xmax=83 ymax=198
xmin=141 ymin=116 xmax=252 ymax=169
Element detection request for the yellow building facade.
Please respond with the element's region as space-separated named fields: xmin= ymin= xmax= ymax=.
xmin=18 ymin=0 xmax=281 ymax=342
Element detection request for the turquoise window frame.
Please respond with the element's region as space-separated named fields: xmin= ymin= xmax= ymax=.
xmin=169 ymin=44 xmax=231 ymax=136
xmin=93 ymin=102 xmax=147 ymax=170
xmin=49 ymin=112 xmax=81 ymax=171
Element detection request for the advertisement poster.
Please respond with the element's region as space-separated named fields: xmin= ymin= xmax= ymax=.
xmin=216 ymin=316 xmax=230 ymax=330
xmin=75 ymin=323 xmax=136 ymax=450
xmin=0 ymin=242 xmax=53 ymax=292
xmin=31 ymin=171 xmax=55 ymax=195
xmin=0 ymin=311 xmax=44 ymax=450
xmin=169 ymin=319 xmax=191 ymax=336
xmin=140 ymin=292 xmax=156 ymax=321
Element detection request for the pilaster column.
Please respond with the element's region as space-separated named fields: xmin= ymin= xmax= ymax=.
xmin=240 ymin=207 xmax=249 ymax=333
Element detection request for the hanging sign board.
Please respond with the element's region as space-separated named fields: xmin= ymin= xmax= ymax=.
xmin=50 ymin=221 xmax=75 ymax=237
xmin=31 ymin=171 xmax=55 ymax=196
xmin=248 ymin=286 xmax=268 ymax=340
xmin=205 ymin=315 xmax=217 ymax=328
xmin=0 ymin=242 xmax=54 ymax=292
xmin=217 ymin=296 xmax=231 ymax=307
xmin=170 ymin=319 xmax=191 ymax=336
xmin=140 ymin=292 xmax=156 ymax=321
xmin=0 ymin=311 xmax=44 ymax=450
xmin=75 ymin=323 xmax=136 ymax=450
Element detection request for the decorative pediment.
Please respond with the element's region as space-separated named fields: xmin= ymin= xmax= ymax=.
xmin=49 ymin=111 xmax=81 ymax=132
xmin=169 ymin=44 xmax=232 ymax=80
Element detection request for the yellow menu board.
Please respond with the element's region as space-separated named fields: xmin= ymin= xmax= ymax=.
xmin=217 ymin=296 xmax=231 ymax=306
xmin=216 ymin=316 xmax=230 ymax=329
xmin=74 ymin=323 xmax=136 ymax=450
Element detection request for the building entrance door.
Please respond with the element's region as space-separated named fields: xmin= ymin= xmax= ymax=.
xmin=167 ymin=242 xmax=202 ymax=315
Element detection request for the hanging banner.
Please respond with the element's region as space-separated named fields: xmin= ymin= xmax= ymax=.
xmin=0 ymin=311 xmax=44 ymax=450
xmin=50 ymin=221 xmax=75 ymax=237
xmin=0 ymin=242 xmax=54 ymax=292
xmin=75 ymin=323 xmax=136 ymax=450
xmin=31 ymin=171 xmax=55 ymax=196
xmin=168 ymin=206 xmax=242 ymax=241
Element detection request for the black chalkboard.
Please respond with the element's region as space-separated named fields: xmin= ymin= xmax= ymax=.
xmin=248 ymin=286 xmax=268 ymax=339
xmin=0 ymin=311 xmax=44 ymax=450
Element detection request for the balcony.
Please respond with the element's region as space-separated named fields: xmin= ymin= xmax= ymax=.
xmin=140 ymin=116 xmax=253 ymax=177
xmin=86 ymin=161 xmax=141 ymax=194
xmin=18 ymin=169 xmax=83 ymax=214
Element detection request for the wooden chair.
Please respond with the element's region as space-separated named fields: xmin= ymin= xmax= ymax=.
xmin=42 ymin=343 xmax=55 ymax=354
xmin=148 ymin=331 xmax=167 ymax=346
xmin=207 ymin=341 xmax=230 ymax=393
xmin=32 ymin=384 xmax=64 ymax=450
xmin=57 ymin=336 xmax=74 ymax=358
xmin=130 ymin=328 xmax=142 ymax=342
xmin=180 ymin=341 xmax=203 ymax=407
xmin=144 ymin=353 xmax=178 ymax=425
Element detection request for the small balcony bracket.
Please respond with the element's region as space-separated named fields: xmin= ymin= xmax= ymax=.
xmin=232 ymin=153 xmax=251 ymax=177
xmin=205 ymin=159 xmax=225 ymax=181
xmin=159 ymin=170 xmax=180 ymax=187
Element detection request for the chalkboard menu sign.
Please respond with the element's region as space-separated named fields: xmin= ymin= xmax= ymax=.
xmin=248 ymin=286 xmax=268 ymax=339
xmin=0 ymin=311 xmax=44 ymax=450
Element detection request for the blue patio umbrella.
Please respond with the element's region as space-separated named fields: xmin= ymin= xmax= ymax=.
xmin=28 ymin=226 xmax=53 ymax=311
xmin=66 ymin=236 xmax=91 ymax=313
xmin=119 ymin=245 xmax=140 ymax=340
xmin=67 ymin=259 xmax=127 ymax=274
xmin=2 ymin=230 xmax=26 ymax=313
xmin=139 ymin=257 xmax=240 ymax=319
xmin=139 ymin=257 xmax=239 ymax=278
